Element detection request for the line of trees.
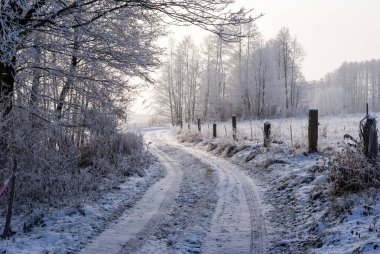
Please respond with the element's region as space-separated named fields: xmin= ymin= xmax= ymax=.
xmin=154 ymin=26 xmax=307 ymax=124
xmin=0 ymin=0 xmax=255 ymax=238
xmin=311 ymin=60 xmax=380 ymax=115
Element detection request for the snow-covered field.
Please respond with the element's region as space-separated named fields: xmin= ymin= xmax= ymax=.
xmin=190 ymin=114 xmax=366 ymax=150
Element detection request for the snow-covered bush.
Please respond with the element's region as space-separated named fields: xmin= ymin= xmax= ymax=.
xmin=79 ymin=131 xmax=143 ymax=165
xmin=0 ymin=109 xmax=149 ymax=214
xmin=178 ymin=131 xmax=203 ymax=144
xmin=328 ymin=145 xmax=380 ymax=195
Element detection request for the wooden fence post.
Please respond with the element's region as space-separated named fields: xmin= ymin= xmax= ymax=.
xmin=308 ymin=109 xmax=318 ymax=153
xmin=197 ymin=118 xmax=201 ymax=133
xmin=290 ymin=124 xmax=293 ymax=145
xmin=213 ymin=123 xmax=217 ymax=138
xmin=363 ymin=115 xmax=378 ymax=158
xmin=264 ymin=121 xmax=271 ymax=147
xmin=232 ymin=115 xmax=237 ymax=140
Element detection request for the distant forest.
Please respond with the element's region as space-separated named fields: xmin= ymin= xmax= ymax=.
xmin=311 ymin=60 xmax=380 ymax=115
xmin=154 ymin=27 xmax=380 ymax=124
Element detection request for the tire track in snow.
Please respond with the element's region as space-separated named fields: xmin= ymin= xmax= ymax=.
xmin=117 ymin=147 xmax=183 ymax=254
xmin=80 ymin=143 xmax=183 ymax=254
xmin=238 ymin=173 xmax=268 ymax=254
xmin=133 ymin=146 xmax=219 ymax=254
xmin=178 ymin=146 xmax=269 ymax=254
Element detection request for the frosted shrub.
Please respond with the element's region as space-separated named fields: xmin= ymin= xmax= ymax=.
xmin=113 ymin=132 xmax=144 ymax=155
xmin=178 ymin=131 xmax=203 ymax=144
xmin=0 ymin=110 xmax=148 ymax=214
xmin=328 ymin=145 xmax=380 ymax=195
xmin=79 ymin=132 xmax=143 ymax=165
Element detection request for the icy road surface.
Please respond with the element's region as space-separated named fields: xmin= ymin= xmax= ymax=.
xmin=81 ymin=128 xmax=268 ymax=254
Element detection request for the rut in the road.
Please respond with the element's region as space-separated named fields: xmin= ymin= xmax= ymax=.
xmin=119 ymin=145 xmax=219 ymax=254
xmin=179 ymin=146 xmax=269 ymax=254
xmin=239 ymin=173 xmax=268 ymax=253
xmin=118 ymin=148 xmax=180 ymax=253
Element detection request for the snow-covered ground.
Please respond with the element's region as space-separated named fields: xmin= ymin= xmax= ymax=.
xmin=2 ymin=113 xmax=380 ymax=254
xmin=0 ymin=157 xmax=165 ymax=254
xmin=81 ymin=128 xmax=269 ymax=254
xmin=1 ymin=127 xmax=268 ymax=254
xmin=120 ymin=129 xmax=268 ymax=254
xmin=189 ymin=114 xmax=366 ymax=151
xmin=178 ymin=113 xmax=380 ymax=253
xmin=121 ymin=144 xmax=219 ymax=254
xmin=237 ymin=144 xmax=380 ymax=253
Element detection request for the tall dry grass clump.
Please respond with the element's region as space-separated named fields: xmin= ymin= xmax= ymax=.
xmin=328 ymin=145 xmax=380 ymax=196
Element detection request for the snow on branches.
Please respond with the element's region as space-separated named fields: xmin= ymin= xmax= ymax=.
xmin=0 ymin=0 xmax=257 ymax=224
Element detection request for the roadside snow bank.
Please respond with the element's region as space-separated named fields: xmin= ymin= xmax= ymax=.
xmin=0 ymin=153 xmax=165 ymax=254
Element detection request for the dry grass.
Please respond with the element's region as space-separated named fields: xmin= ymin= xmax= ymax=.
xmin=328 ymin=145 xmax=380 ymax=196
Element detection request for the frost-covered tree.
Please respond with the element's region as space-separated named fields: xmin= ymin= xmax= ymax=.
xmin=312 ymin=60 xmax=380 ymax=115
xmin=274 ymin=27 xmax=304 ymax=113
xmin=229 ymin=27 xmax=305 ymax=118
xmin=0 ymin=0 xmax=256 ymax=237
xmin=154 ymin=37 xmax=200 ymax=126
xmin=155 ymin=26 xmax=307 ymax=124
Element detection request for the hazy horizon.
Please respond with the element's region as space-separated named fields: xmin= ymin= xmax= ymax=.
xmin=169 ymin=0 xmax=380 ymax=81
xmin=131 ymin=0 xmax=380 ymax=120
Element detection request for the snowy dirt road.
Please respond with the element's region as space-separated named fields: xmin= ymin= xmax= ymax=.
xmin=80 ymin=128 xmax=268 ymax=254
xmin=182 ymin=148 xmax=269 ymax=254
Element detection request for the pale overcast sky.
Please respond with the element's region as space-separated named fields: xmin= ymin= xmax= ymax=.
xmin=241 ymin=0 xmax=380 ymax=80
xmin=171 ymin=0 xmax=380 ymax=81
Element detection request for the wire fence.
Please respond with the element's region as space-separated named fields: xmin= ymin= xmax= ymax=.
xmin=177 ymin=113 xmax=370 ymax=150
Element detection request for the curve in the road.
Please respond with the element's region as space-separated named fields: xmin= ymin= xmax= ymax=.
xmin=81 ymin=129 xmax=268 ymax=254
xmin=80 ymin=144 xmax=183 ymax=254
xmin=118 ymin=148 xmax=183 ymax=254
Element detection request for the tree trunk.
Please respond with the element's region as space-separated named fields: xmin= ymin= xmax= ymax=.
xmin=56 ymin=53 xmax=78 ymax=119
xmin=203 ymin=44 xmax=211 ymax=118
xmin=0 ymin=58 xmax=16 ymax=164
xmin=29 ymin=36 xmax=42 ymax=108
xmin=0 ymin=58 xmax=16 ymax=118
xmin=283 ymin=43 xmax=289 ymax=110
xmin=2 ymin=157 xmax=17 ymax=239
